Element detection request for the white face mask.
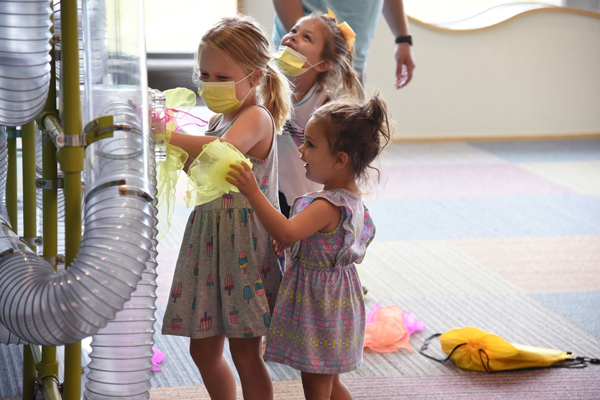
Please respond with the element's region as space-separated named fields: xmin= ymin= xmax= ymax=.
xmin=197 ymin=71 xmax=254 ymax=114
xmin=273 ymin=45 xmax=324 ymax=77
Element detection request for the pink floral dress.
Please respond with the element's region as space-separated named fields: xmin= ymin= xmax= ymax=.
xmin=265 ymin=189 xmax=376 ymax=374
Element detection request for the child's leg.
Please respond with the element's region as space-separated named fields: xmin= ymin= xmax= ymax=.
xmin=229 ymin=336 xmax=274 ymax=400
xmin=190 ymin=335 xmax=237 ymax=400
xmin=331 ymin=374 xmax=353 ymax=400
xmin=300 ymin=372 xmax=353 ymax=400
xmin=300 ymin=372 xmax=334 ymax=400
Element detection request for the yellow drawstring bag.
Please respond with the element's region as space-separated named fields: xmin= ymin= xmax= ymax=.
xmin=419 ymin=327 xmax=597 ymax=372
xmin=184 ymin=140 xmax=252 ymax=208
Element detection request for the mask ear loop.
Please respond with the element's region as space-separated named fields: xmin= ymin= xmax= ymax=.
xmin=234 ymin=70 xmax=258 ymax=105
xmin=291 ymin=59 xmax=327 ymax=77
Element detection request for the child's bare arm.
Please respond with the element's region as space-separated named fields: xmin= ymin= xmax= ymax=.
xmin=227 ymin=162 xmax=340 ymax=243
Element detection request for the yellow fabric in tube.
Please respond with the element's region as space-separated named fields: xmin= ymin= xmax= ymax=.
xmin=440 ymin=327 xmax=573 ymax=372
xmin=165 ymin=87 xmax=197 ymax=110
xmin=156 ymin=144 xmax=189 ymax=239
xmin=155 ymin=87 xmax=196 ymax=239
xmin=185 ymin=140 xmax=253 ymax=207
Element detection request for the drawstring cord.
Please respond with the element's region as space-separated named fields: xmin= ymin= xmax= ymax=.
xmin=418 ymin=333 xmax=600 ymax=372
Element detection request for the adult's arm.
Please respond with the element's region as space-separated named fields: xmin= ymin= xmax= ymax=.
xmin=382 ymin=0 xmax=416 ymax=88
xmin=272 ymin=0 xmax=305 ymax=32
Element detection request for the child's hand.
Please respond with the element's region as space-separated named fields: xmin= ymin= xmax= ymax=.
xmin=272 ymin=239 xmax=290 ymax=258
xmin=227 ymin=161 xmax=259 ymax=197
xmin=151 ymin=115 xmax=166 ymax=134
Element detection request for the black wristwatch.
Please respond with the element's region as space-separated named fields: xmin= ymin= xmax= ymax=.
xmin=395 ymin=35 xmax=412 ymax=46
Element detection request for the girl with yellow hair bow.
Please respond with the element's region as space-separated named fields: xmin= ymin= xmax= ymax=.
xmin=273 ymin=8 xmax=365 ymax=221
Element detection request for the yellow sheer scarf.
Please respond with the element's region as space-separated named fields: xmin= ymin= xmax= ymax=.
xmin=184 ymin=140 xmax=253 ymax=207
xmin=155 ymin=88 xmax=196 ymax=239
xmin=155 ymin=88 xmax=254 ymax=239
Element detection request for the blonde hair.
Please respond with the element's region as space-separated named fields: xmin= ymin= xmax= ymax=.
xmin=309 ymin=13 xmax=364 ymax=99
xmin=193 ymin=15 xmax=292 ymax=133
xmin=313 ymin=92 xmax=391 ymax=184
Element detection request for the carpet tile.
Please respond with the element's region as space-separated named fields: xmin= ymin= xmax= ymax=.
xmin=366 ymin=195 xmax=600 ymax=241
xmin=379 ymin=142 xmax=508 ymax=166
xmin=533 ymin=292 xmax=600 ymax=338
xmin=449 ymin=236 xmax=600 ymax=293
xmin=469 ymin=139 xmax=600 ymax=163
xmin=518 ymin=161 xmax=600 ymax=200
xmin=372 ymin=163 xmax=576 ymax=200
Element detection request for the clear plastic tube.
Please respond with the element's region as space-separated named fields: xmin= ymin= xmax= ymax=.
xmin=0 ymin=1 xmax=158 ymax=397
xmin=0 ymin=0 xmax=53 ymax=126
xmin=81 ymin=1 xmax=156 ymax=398
xmin=0 ymin=0 xmax=151 ymax=343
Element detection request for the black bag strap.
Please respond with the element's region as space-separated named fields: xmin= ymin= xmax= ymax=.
xmin=418 ymin=333 xmax=600 ymax=372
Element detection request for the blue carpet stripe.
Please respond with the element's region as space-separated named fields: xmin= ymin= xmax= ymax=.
xmin=469 ymin=139 xmax=600 ymax=163
xmin=532 ymin=293 xmax=600 ymax=338
xmin=365 ymin=195 xmax=600 ymax=241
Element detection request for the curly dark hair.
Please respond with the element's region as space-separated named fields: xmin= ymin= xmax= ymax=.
xmin=313 ymin=92 xmax=392 ymax=183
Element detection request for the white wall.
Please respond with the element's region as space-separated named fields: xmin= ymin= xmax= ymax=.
xmin=244 ymin=1 xmax=600 ymax=140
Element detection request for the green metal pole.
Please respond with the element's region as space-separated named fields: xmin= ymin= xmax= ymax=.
xmin=22 ymin=346 xmax=36 ymax=400
xmin=39 ymin=3 xmax=61 ymax=396
xmin=21 ymin=121 xmax=38 ymax=399
xmin=59 ymin=0 xmax=84 ymax=398
xmin=30 ymin=345 xmax=61 ymax=400
xmin=41 ymin=0 xmax=58 ymax=275
xmin=21 ymin=122 xmax=37 ymax=253
xmin=6 ymin=128 xmax=18 ymax=232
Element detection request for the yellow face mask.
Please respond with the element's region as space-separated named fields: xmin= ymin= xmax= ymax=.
xmin=198 ymin=71 xmax=254 ymax=114
xmin=273 ymin=46 xmax=324 ymax=77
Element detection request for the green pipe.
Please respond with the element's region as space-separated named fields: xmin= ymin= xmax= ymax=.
xmin=29 ymin=345 xmax=61 ymax=400
xmin=42 ymin=0 xmax=58 ymax=274
xmin=34 ymin=3 xmax=61 ymax=399
xmin=6 ymin=129 xmax=17 ymax=233
xmin=42 ymin=377 xmax=62 ymax=400
xmin=39 ymin=346 xmax=61 ymax=400
xmin=21 ymin=122 xmax=37 ymax=252
xmin=60 ymin=0 xmax=83 ymax=398
xmin=22 ymin=346 xmax=36 ymax=400
xmin=40 ymin=2 xmax=61 ymax=393
xmin=21 ymin=122 xmax=38 ymax=400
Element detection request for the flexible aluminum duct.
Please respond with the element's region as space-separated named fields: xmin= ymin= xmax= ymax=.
xmin=0 ymin=0 xmax=53 ymax=126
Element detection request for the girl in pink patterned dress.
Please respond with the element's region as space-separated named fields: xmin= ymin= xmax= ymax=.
xmin=228 ymin=93 xmax=391 ymax=399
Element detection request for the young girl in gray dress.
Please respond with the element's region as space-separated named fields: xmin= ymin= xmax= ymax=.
xmin=161 ymin=16 xmax=291 ymax=400
xmin=228 ymin=94 xmax=391 ymax=399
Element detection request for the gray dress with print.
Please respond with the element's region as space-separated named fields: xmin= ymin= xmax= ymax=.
xmin=162 ymin=105 xmax=283 ymax=339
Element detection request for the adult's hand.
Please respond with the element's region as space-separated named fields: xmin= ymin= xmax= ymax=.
xmin=383 ymin=0 xmax=415 ymax=89
xmin=394 ymin=42 xmax=415 ymax=89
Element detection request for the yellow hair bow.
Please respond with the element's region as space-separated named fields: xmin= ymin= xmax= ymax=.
xmin=327 ymin=8 xmax=356 ymax=51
